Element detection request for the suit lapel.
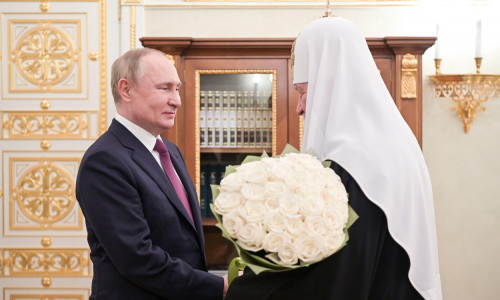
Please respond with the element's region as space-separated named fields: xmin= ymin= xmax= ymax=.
xmin=109 ymin=121 xmax=198 ymax=232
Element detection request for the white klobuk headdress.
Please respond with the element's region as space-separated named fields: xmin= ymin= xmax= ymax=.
xmin=292 ymin=16 xmax=442 ymax=300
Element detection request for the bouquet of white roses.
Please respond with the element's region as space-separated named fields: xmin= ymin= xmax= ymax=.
xmin=210 ymin=145 xmax=358 ymax=282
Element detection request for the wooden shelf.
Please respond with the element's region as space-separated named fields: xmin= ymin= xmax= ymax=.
xmin=202 ymin=218 xmax=218 ymax=226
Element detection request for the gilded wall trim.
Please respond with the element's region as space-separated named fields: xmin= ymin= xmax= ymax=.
xmin=8 ymin=156 xmax=83 ymax=231
xmin=3 ymin=287 xmax=89 ymax=300
xmin=2 ymin=111 xmax=91 ymax=139
xmin=40 ymin=0 xmax=50 ymax=13
xmin=98 ymin=0 xmax=108 ymax=135
xmin=8 ymin=18 xmax=82 ymax=93
xmin=1 ymin=248 xmax=91 ymax=277
xmin=11 ymin=295 xmax=83 ymax=300
xmin=130 ymin=5 xmax=136 ymax=49
xmin=14 ymin=22 xmax=77 ymax=87
xmin=14 ymin=161 xmax=75 ymax=225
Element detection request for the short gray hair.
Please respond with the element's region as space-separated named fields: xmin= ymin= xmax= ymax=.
xmin=110 ymin=48 xmax=166 ymax=103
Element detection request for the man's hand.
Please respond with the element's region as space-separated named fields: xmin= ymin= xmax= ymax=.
xmin=222 ymin=274 xmax=228 ymax=299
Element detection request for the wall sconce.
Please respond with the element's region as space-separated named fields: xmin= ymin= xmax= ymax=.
xmin=428 ymin=58 xmax=500 ymax=133
xmin=428 ymin=21 xmax=500 ymax=133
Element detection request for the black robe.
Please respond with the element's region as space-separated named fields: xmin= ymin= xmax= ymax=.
xmin=225 ymin=161 xmax=423 ymax=300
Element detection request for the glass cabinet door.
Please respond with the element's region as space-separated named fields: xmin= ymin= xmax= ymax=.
xmin=196 ymin=71 xmax=277 ymax=221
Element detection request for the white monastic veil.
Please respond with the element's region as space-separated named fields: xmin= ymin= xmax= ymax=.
xmin=293 ymin=17 xmax=442 ymax=300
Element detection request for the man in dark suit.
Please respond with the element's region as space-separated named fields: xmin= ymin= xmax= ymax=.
xmin=76 ymin=48 xmax=227 ymax=299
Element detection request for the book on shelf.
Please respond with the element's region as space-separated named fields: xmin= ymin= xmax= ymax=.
xmin=242 ymin=91 xmax=251 ymax=147
xmin=236 ymin=91 xmax=244 ymax=147
xmin=213 ymin=91 xmax=222 ymax=147
xmin=200 ymin=166 xmax=207 ymax=217
xmin=267 ymin=96 xmax=273 ymax=148
xmin=221 ymin=91 xmax=230 ymax=147
xmin=206 ymin=91 xmax=214 ymax=148
xmin=200 ymin=91 xmax=208 ymax=147
xmin=229 ymin=91 xmax=237 ymax=147
xmin=255 ymin=92 xmax=263 ymax=148
xmin=199 ymin=89 xmax=273 ymax=149
xmin=201 ymin=163 xmax=226 ymax=218
xmin=248 ymin=91 xmax=257 ymax=148
xmin=260 ymin=93 xmax=272 ymax=148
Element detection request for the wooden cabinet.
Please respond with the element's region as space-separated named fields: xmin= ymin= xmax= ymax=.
xmin=140 ymin=37 xmax=435 ymax=269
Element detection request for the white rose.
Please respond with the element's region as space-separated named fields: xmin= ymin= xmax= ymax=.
xmin=294 ymin=182 xmax=321 ymax=200
xmin=333 ymin=199 xmax=349 ymax=221
xmin=263 ymin=231 xmax=292 ymax=253
xmin=222 ymin=211 xmax=246 ymax=239
xmin=324 ymin=231 xmax=346 ymax=254
xmin=241 ymin=182 xmax=267 ymax=201
xmin=278 ymin=193 xmax=301 ymax=216
xmin=239 ymin=200 xmax=266 ymax=223
xmin=213 ymin=191 xmax=243 ymax=215
xmin=323 ymin=207 xmax=347 ymax=231
xmin=299 ymin=195 xmax=325 ymax=216
xmin=331 ymin=181 xmax=349 ymax=203
xmin=237 ymin=240 xmax=263 ymax=252
xmin=313 ymin=168 xmax=337 ymax=189
xmin=322 ymin=167 xmax=341 ymax=182
xmin=283 ymin=174 xmax=303 ymax=189
xmin=264 ymin=211 xmax=287 ymax=232
xmin=304 ymin=216 xmax=327 ymax=236
xmin=236 ymin=222 xmax=265 ymax=252
xmin=286 ymin=153 xmax=324 ymax=171
xmin=265 ymin=181 xmax=289 ymax=198
xmin=296 ymin=234 xmax=325 ymax=264
xmin=321 ymin=189 xmax=337 ymax=208
xmin=237 ymin=161 xmax=269 ymax=185
xmin=285 ymin=215 xmax=305 ymax=237
xmin=276 ymin=241 xmax=299 ymax=266
xmin=269 ymin=159 xmax=294 ymax=181
xmin=264 ymin=196 xmax=280 ymax=211
xmin=322 ymin=188 xmax=348 ymax=209
xmin=220 ymin=172 xmax=245 ymax=192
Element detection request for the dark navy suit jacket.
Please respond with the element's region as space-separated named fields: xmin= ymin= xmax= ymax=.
xmin=76 ymin=119 xmax=223 ymax=299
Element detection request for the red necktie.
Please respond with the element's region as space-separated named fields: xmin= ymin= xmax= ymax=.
xmin=154 ymin=139 xmax=194 ymax=222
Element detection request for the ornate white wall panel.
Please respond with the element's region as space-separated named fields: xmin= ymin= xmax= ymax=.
xmin=0 ymin=0 xmax=108 ymax=298
xmin=3 ymin=150 xmax=85 ymax=235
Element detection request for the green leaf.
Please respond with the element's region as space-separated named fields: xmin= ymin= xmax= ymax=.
xmin=241 ymin=155 xmax=263 ymax=165
xmin=280 ymin=144 xmax=300 ymax=156
xmin=224 ymin=165 xmax=238 ymax=177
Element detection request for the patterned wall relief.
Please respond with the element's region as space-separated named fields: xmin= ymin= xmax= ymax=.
xmin=11 ymin=20 xmax=81 ymax=93
xmin=0 ymin=1 xmax=105 ymax=296
xmin=4 ymin=288 xmax=89 ymax=299
xmin=1 ymin=4 xmax=107 ymax=136
xmin=1 ymin=248 xmax=91 ymax=277
xmin=5 ymin=16 xmax=85 ymax=98
xmin=2 ymin=111 xmax=96 ymax=139
xmin=4 ymin=152 xmax=84 ymax=233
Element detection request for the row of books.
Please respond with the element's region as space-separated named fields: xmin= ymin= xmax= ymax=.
xmin=199 ymin=164 xmax=226 ymax=218
xmin=200 ymin=90 xmax=273 ymax=148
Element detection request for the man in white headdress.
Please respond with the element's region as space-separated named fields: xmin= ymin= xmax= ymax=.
xmin=226 ymin=16 xmax=442 ymax=300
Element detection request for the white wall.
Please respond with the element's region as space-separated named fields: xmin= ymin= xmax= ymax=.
xmin=143 ymin=2 xmax=500 ymax=299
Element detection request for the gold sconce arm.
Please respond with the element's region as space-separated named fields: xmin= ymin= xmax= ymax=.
xmin=428 ymin=58 xmax=500 ymax=133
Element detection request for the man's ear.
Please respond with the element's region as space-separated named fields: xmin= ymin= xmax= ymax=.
xmin=118 ymin=79 xmax=132 ymax=102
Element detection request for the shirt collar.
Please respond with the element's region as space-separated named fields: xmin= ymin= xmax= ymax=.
xmin=115 ymin=113 xmax=159 ymax=152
